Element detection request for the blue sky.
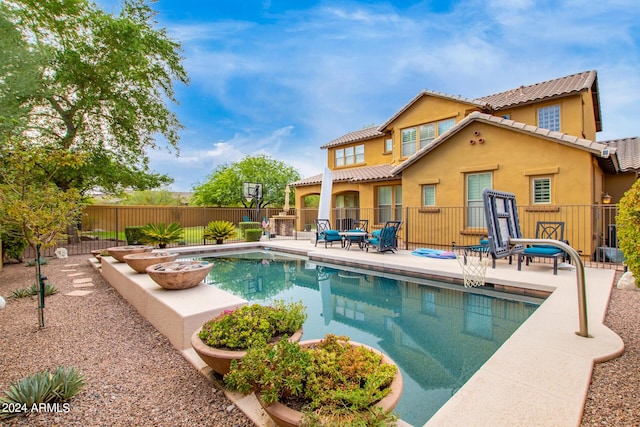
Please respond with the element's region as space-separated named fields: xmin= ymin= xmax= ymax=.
xmin=97 ymin=0 xmax=640 ymax=192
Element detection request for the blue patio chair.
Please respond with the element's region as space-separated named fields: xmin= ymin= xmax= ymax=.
xmin=366 ymin=221 xmax=401 ymax=253
xmin=518 ymin=221 xmax=569 ymax=275
xmin=315 ymin=219 xmax=343 ymax=248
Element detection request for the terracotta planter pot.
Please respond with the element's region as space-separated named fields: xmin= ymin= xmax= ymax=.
xmin=146 ymin=261 xmax=213 ymax=290
xmin=106 ymin=245 xmax=154 ymax=263
xmin=257 ymin=339 xmax=403 ymax=427
xmin=191 ymin=327 xmax=304 ymax=376
xmin=123 ymin=251 xmax=179 ymax=273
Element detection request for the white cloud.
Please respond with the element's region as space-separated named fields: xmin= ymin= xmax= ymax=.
xmin=97 ymin=0 xmax=640 ymax=192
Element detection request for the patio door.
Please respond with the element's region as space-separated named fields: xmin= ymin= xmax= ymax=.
xmin=336 ymin=192 xmax=359 ymax=230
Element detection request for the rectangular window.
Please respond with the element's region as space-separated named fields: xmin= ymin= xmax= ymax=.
xmin=394 ymin=186 xmax=402 ymax=222
xmin=384 ymin=138 xmax=393 ymax=153
xmin=401 ymin=128 xmax=417 ymax=157
xmin=334 ymin=144 xmax=364 ymax=166
xmin=437 ymin=118 xmax=455 ymax=135
xmin=377 ymin=185 xmax=402 ymax=224
xmin=422 ymin=185 xmax=435 ymax=206
xmin=538 ymin=105 xmax=560 ymax=131
xmin=419 ymin=124 xmax=435 ymax=148
xmin=355 ymin=145 xmax=364 ymax=163
xmin=378 ymin=186 xmax=392 ymax=224
xmin=335 ymin=148 xmax=344 ymax=167
xmin=466 ymin=172 xmax=492 ymax=227
xmin=533 ymin=177 xmax=551 ymax=204
xmin=345 ymin=146 xmax=355 ymax=165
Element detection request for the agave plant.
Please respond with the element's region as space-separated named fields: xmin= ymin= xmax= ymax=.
xmin=0 ymin=366 xmax=84 ymax=419
xmin=140 ymin=222 xmax=183 ymax=248
xmin=11 ymin=283 xmax=58 ymax=299
xmin=203 ymin=220 xmax=237 ymax=244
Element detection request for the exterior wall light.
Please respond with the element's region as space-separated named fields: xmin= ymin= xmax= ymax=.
xmin=602 ymin=193 xmax=612 ymax=204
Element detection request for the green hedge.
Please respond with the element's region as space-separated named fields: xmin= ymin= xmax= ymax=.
xmin=244 ymin=228 xmax=263 ymax=242
xmin=125 ymin=226 xmax=145 ymax=245
xmin=238 ymin=221 xmax=261 ymax=238
xmin=617 ymin=179 xmax=640 ymax=281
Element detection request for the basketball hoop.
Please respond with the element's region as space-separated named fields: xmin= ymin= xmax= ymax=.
xmin=454 ymin=248 xmax=489 ymax=288
xmin=242 ymin=182 xmax=262 ymax=203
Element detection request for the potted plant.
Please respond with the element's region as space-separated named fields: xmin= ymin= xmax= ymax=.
xmin=139 ymin=221 xmax=183 ymax=248
xmin=203 ymin=220 xmax=237 ymax=244
xmin=224 ymin=334 xmax=403 ymax=427
xmin=191 ymin=300 xmax=307 ymax=375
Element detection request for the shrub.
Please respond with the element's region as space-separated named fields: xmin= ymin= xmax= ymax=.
xmin=238 ymin=221 xmax=261 ymax=238
xmin=225 ymin=334 xmax=398 ymax=426
xmin=1 ymin=227 xmax=28 ymax=263
xmin=244 ymin=228 xmax=263 ymax=242
xmin=139 ymin=222 xmax=183 ymax=248
xmin=202 ymin=220 xmax=237 ymax=244
xmin=11 ymin=283 xmax=59 ymax=299
xmin=124 ymin=226 xmax=145 ymax=245
xmin=617 ymin=179 xmax=640 ymax=282
xmin=25 ymin=258 xmax=49 ymax=267
xmin=198 ymin=300 xmax=307 ymax=350
xmin=0 ymin=366 xmax=84 ymax=419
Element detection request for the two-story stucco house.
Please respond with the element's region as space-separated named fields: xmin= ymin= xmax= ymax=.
xmin=291 ymin=70 xmax=639 ymax=259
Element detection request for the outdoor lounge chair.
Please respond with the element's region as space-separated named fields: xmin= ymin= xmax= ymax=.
xmin=315 ymin=219 xmax=343 ymax=248
xmin=365 ymin=221 xmax=401 ymax=253
xmin=518 ymin=221 xmax=569 ymax=275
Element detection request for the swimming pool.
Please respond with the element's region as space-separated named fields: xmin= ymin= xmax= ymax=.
xmin=186 ymin=250 xmax=542 ymax=426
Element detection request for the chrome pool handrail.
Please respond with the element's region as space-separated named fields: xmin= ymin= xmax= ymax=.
xmin=510 ymin=238 xmax=589 ymax=338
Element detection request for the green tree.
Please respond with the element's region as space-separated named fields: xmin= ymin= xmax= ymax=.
xmin=0 ymin=140 xmax=84 ymax=327
xmin=0 ymin=0 xmax=188 ymax=195
xmin=191 ymin=155 xmax=301 ymax=208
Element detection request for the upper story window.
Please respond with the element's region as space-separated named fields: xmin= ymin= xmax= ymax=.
xmin=419 ymin=124 xmax=435 ymax=148
xmin=335 ymin=144 xmax=364 ymax=167
xmin=402 ymin=117 xmax=456 ymax=157
xmin=538 ymin=104 xmax=560 ymax=131
xmin=384 ymin=138 xmax=393 ymax=153
xmin=401 ymin=128 xmax=417 ymax=157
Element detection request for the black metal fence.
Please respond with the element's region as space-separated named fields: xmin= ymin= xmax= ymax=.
xmin=28 ymin=204 xmax=624 ymax=270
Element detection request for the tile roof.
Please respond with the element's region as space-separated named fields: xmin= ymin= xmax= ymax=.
xmin=326 ymin=71 xmax=602 ymax=151
xmin=321 ymin=126 xmax=386 ymax=149
xmin=601 ymin=137 xmax=640 ymax=171
xmin=474 ymin=70 xmax=598 ymax=109
xmin=290 ymin=164 xmax=396 ymax=187
xmin=391 ymin=111 xmax=614 ymax=175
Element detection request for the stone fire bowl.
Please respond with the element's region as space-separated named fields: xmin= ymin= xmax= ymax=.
xmin=123 ymin=251 xmax=179 ymax=274
xmin=106 ymin=245 xmax=154 ymax=263
xmin=146 ymin=261 xmax=214 ymax=290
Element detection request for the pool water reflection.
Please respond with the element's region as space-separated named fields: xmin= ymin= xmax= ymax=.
xmin=192 ymin=250 xmax=541 ymax=426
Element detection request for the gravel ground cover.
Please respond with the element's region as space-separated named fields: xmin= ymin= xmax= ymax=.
xmin=0 ymin=255 xmax=253 ymax=427
xmin=0 ymin=254 xmax=638 ymax=426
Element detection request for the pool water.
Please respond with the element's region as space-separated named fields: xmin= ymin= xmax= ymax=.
xmin=191 ymin=250 xmax=541 ymax=426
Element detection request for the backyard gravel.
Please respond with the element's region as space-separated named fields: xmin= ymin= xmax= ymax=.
xmin=0 ymin=254 xmax=638 ymax=426
xmin=0 ymin=255 xmax=253 ymax=427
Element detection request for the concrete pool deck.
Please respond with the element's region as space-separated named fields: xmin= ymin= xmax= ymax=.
xmin=99 ymin=240 xmax=623 ymax=427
